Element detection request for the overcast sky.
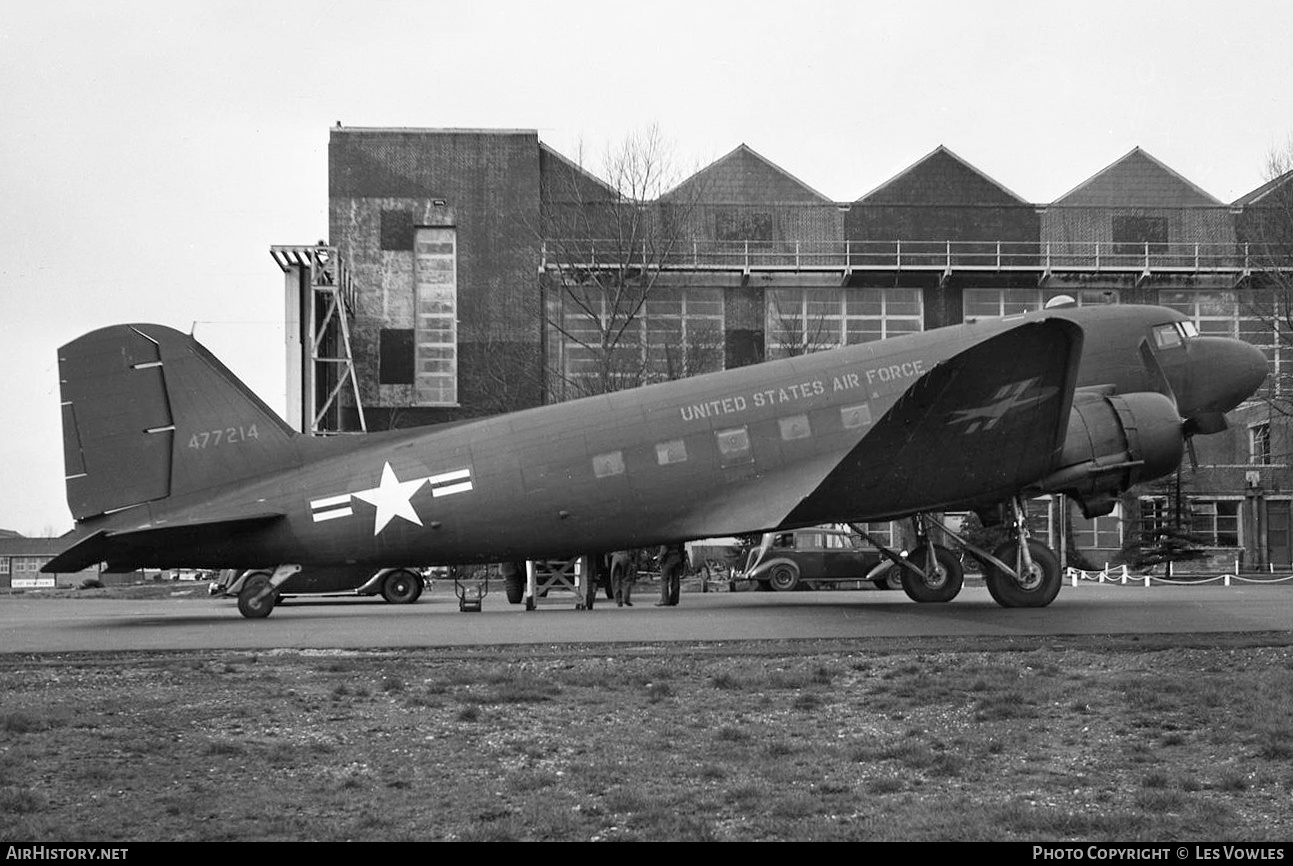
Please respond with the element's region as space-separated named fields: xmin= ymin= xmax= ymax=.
xmin=2 ymin=0 xmax=1292 ymax=536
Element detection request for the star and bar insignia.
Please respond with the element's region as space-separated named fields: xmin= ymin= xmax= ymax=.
xmin=309 ymin=462 xmax=474 ymax=535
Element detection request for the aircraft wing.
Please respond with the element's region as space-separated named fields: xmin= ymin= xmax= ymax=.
xmin=41 ymin=512 xmax=284 ymax=573
xmin=786 ymin=318 xmax=1084 ymax=524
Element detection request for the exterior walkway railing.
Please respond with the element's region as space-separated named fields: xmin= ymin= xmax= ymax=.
xmin=541 ymin=239 xmax=1259 ymax=276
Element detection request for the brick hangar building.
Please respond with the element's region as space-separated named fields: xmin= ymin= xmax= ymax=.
xmin=306 ymin=126 xmax=1293 ymax=573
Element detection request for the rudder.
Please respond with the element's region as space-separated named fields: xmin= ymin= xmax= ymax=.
xmin=59 ymin=324 xmax=300 ymax=520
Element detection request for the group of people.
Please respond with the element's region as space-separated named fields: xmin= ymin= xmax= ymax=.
xmin=608 ymin=543 xmax=686 ymax=608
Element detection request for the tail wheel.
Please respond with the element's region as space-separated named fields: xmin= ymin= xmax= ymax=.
xmin=236 ymin=572 xmax=276 ymax=619
xmin=381 ymin=569 xmax=423 ymax=604
xmin=768 ymin=564 xmax=800 ymax=592
xmin=984 ymin=540 xmax=1061 ymax=608
xmin=900 ymin=545 xmax=964 ymax=603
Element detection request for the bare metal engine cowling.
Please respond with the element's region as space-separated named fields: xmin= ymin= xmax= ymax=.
xmin=1036 ymin=390 xmax=1184 ymax=518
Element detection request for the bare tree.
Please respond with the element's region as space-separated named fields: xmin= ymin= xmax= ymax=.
xmin=764 ymin=289 xmax=846 ymax=359
xmin=1237 ymin=137 xmax=1293 ymax=418
xmin=537 ymin=126 xmax=718 ymax=400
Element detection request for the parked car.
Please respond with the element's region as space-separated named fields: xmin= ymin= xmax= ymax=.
xmin=741 ymin=527 xmax=900 ymax=591
xmin=209 ymin=565 xmax=430 ymax=608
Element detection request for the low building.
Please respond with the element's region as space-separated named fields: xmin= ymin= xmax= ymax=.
xmin=0 ymin=533 xmax=102 ymax=589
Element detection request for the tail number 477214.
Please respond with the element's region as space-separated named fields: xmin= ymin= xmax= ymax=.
xmin=188 ymin=425 xmax=260 ymax=450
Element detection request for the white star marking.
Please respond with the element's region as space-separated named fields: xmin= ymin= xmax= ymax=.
xmin=351 ymin=462 xmax=428 ymax=535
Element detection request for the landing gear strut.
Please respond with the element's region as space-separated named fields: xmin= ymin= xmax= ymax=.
xmin=981 ymin=497 xmax=1062 ymax=608
xmin=235 ymin=564 xmax=302 ymax=619
xmin=852 ymin=515 xmax=964 ymax=603
xmin=854 ymin=497 xmax=1063 ymax=608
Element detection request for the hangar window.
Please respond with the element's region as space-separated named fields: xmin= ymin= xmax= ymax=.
xmin=1168 ymin=288 xmax=1285 ymax=401
xmin=380 ymin=210 xmax=414 ymax=251
xmin=1159 ymin=290 xmax=1239 ymax=339
xmin=1250 ymin=423 xmax=1272 ymax=465
xmin=0 ymin=557 xmax=8 ymax=575
xmin=1140 ymin=496 xmax=1240 ymax=547
xmin=414 ymin=227 xmax=458 ymax=406
xmin=715 ymin=209 xmax=773 ymax=259
xmin=767 ymin=287 xmax=922 ymax=359
xmin=1112 ymin=215 xmax=1168 ymax=259
xmin=379 ymin=329 xmax=415 ymax=384
xmin=1072 ymin=505 xmax=1123 ymax=550
xmin=547 ymin=286 xmax=724 ymax=399
xmin=962 ymin=288 xmax=1119 ymax=320
xmin=656 ymin=439 xmax=688 ymax=466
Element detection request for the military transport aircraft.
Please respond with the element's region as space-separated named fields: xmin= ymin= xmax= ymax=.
xmin=43 ymin=301 xmax=1267 ymax=617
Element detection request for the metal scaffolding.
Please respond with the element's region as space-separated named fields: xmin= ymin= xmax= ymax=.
xmin=270 ymin=244 xmax=367 ymax=435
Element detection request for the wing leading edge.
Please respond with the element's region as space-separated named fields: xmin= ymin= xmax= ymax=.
xmin=785 ymin=318 xmax=1085 ymax=525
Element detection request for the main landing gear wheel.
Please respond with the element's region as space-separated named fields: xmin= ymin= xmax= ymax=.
xmin=768 ymin=564 xmax=800 ymax=592
xmin=900 ymin=544 xmax=964 ymax=603
xmin=236 ymin=572 xmax=276 ymax=619
xmin=501 ymin=562 xmax=525 ymax=605
xmin=381 ymin=569 xmax=423 ymax=604
xmin=984 ymin=540 xmax=1061 ymax=608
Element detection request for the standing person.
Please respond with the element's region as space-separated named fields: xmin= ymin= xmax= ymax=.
xmin=610 ymin=549 xmax=638 ymax=607
xmin=655 ymin=542 xmax=685 ymax=607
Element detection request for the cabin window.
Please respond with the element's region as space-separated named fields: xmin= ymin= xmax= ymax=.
xmin=779 ymin=414 xmax=811 ymax=441
xmin=715 ymin=427 xmax=752 ymax=466
xmin=1159 ymin=290 xmax=1239 ymax=339
xmin=592 ymin=451 xmax=625 ymax=478
xmin=840 ymin=403 xmax=872 ymax=430
xmin=414 ymin=227 xmax=458 ymax=406
xmin=656 ymin=439 xmax=688 ymax=466
xmin=1152 ymin=324 xmax=1182 ymax=350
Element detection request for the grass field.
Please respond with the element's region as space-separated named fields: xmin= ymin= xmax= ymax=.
xmin=2 ymin=629 xmax=1292 ymax=841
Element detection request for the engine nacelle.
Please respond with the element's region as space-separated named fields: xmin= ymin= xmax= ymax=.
xmin=1036 ymin=391 xmax=1184 ymax=518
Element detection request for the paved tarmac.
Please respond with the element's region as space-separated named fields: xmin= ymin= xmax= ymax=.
xmin=0 ymin=579 xmax=1289 ymax=654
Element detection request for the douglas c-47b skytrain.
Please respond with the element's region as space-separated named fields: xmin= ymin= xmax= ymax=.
xmin=44 ymin=301 xmax=1268 ymax=617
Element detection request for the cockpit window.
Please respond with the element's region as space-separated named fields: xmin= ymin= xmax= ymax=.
xmin=1153 ymin=324 xmax=1183 ymax=350
xmin=1180 ymin=321 xmax=1199 ymax=338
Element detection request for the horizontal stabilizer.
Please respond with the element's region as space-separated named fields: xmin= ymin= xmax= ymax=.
xmin=41 ymin=513 xmax=284 ymax=573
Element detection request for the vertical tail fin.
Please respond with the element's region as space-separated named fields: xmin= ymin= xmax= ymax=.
xmin=58 ymin=324 xmax=300 ymax=521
